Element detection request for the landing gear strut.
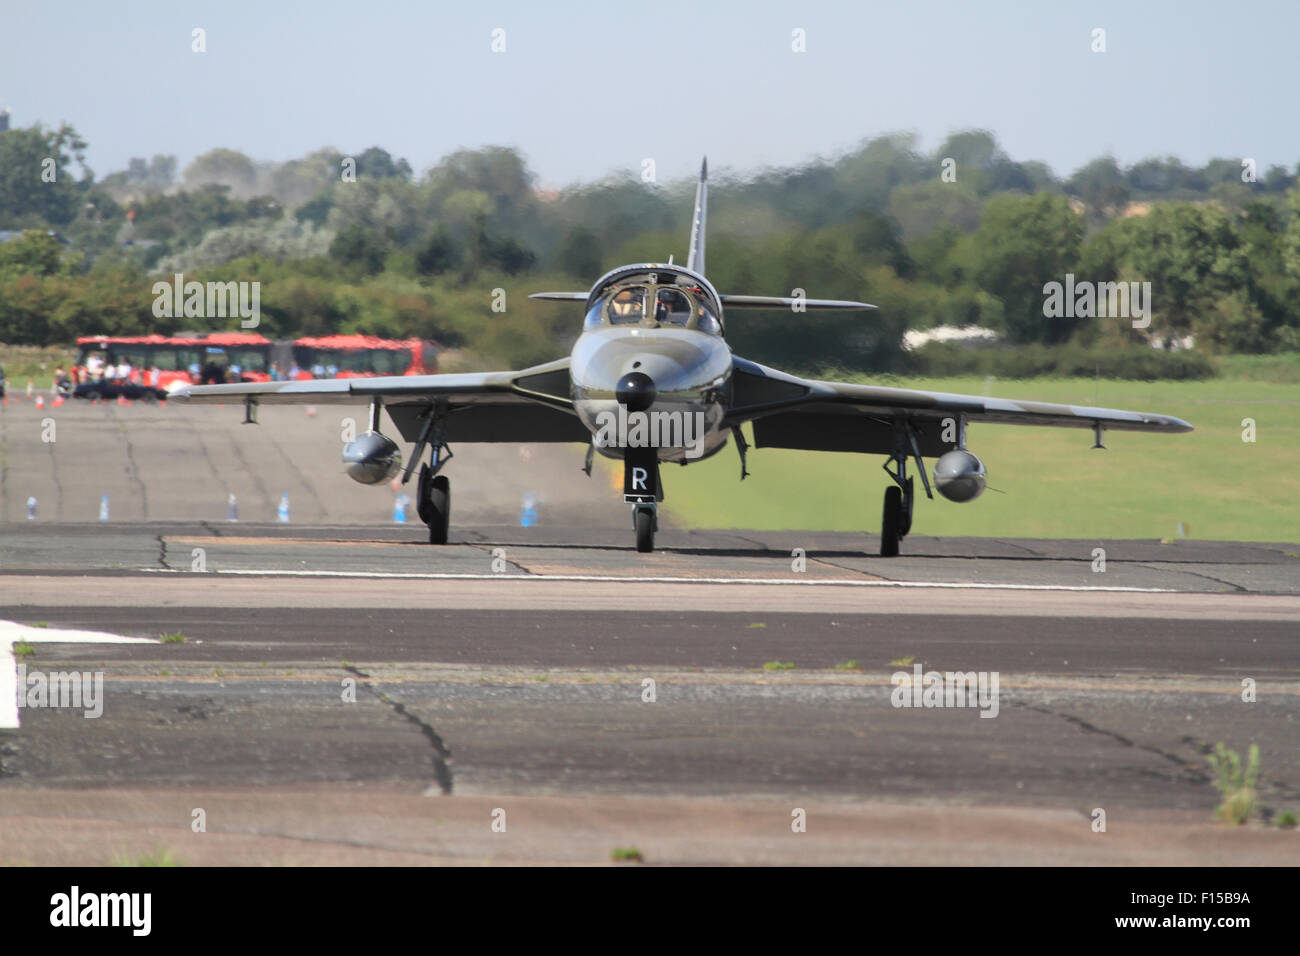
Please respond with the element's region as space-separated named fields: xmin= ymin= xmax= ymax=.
xmin=879 ymin=415 xmax=933 ymax=557
xmin=401 ymin=401 xmax=454 ymax=545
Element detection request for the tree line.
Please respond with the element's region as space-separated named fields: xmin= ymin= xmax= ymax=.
xmin=0 ymin=123 xmax=1297 ymax=375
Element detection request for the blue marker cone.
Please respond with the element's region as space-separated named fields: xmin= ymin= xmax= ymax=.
xmin=277 ymin=493 xmax=290 ymax=524
xmin=26 ymin=496 xmax=36 ymax=521
xmin=99 ymin=494 xmax=109 ymax=522
xmin=520 ymin=492 xmax=538 ymax=528
xmin=393 ymin=492 xmax=409 ymax=523
xmin=226 ymin=493 xmax=239 ymax=522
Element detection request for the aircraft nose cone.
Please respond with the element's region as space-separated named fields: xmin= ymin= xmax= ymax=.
xmin=615 ymin=371 xmax=656 ymax=412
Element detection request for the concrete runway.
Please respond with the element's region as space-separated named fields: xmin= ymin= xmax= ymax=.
xmin=0 ymin=400 xmax=1296 ymax=864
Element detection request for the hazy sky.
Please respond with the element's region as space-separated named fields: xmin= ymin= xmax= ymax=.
xmin=6 ymin=0 xmax=1297 ymax=187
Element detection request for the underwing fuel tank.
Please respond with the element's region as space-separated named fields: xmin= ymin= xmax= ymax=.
xmin=343 ymin=432 xmax=402 ymax=485
xmin=933 ymin=449 xmax=987 ymax=503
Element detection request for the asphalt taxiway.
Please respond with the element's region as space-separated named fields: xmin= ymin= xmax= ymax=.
xmin=0 ymin=397 xmax=1296 ymax=863
xmin=1 ymin=522 xmax=1296 ymax=864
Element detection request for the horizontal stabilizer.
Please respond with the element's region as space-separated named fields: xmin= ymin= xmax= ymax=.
xmin=720 ymin=295 xmax=876 ymax=311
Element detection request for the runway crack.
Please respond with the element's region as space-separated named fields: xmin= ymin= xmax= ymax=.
xmin=1010 ymin=701 xmax=1210 ymax=786
xmin=472 ymin=545 xmax=532 ymax=574
xmin=156 ymin=534 xmax=171 ymax=570
xmin=343 ymin=665 xmax=453 ymax=794
xmin=262 ymin=426 xmax=328 ymax=516
xmin=108 ymin=406 xmax=149 ymax=519
xmin=1132 ymin=562 xmax=1249 ymax=593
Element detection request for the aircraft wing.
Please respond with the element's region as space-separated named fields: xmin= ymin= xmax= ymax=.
xmin=726 ymin=356 xmax=1192 ymax=455
xmin=171 ymin=358 xmax=590 ymax=444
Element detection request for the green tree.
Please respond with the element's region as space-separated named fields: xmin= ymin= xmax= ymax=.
xmin=1066 ymin=156 xmax=1130 ymax=220
xmin=0 ymin=123 xmax=91 ymax=227
xmin=969 ymin=193 xmax=1084 ymax=344
xmin=329 ymin=224 xmax=388 ymax=275
xmin=0 ymin=229 xmax=65 ymax=276
xmin=558 ymin=226 xmax=602 ymax=279
xmin=414 ymin=226 xmax=459 ymax=276
xmin=1121 ymin=203 xmax=1247 ymax=348
xmin=355 ymin=147 xmax=412 ymax=181
xmin=183 ymin=149 xmax=258 ymax=196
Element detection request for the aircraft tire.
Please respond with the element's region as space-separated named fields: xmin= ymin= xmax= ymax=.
xmin=416 ymin=464 xmax=433 ymax=526
xmin=426 ymin=474 xmax=450 ymax=545
xmin=634 ymin=507 xmax=654 ymax=553
xmin=881 ymin=486 xmax=902 ymax=557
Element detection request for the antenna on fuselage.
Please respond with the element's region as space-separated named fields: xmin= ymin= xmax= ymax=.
xmin=687 ymin=157 xmax=707 ymax=275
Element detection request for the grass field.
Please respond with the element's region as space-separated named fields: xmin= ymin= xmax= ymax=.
xmin=3 ymin=341 xmax=1296 ymax=542
xmin=0 ymin=345 xmax=77 ymax=390
xmin=650 ymin=376 xmax=1300 ymax=543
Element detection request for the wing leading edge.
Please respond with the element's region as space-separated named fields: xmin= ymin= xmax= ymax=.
xmin=726 ymin=357 xmax=1192 ymax=454
xmin=170 ymin=358 xmax=589 ymax=444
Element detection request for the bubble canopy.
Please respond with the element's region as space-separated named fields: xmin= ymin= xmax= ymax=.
xmin=583 ymin=266 xmax=723 ymax=336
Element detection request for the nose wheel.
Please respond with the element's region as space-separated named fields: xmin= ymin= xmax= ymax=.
xmin=633 ymin=503 xmax=657 ymax=553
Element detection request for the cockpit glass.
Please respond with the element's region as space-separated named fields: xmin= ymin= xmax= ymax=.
xmin=695 ymin=309 xmax=720 ymax=335
xmin=608 ymin=287 xmax=646 ymax=325
xmin=583 ymin=274 xmax=724 ymax=336
xmin=655 ymin=288 xmax=692 ymax=326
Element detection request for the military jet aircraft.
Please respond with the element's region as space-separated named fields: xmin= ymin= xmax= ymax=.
xmin=175 ymin=159 xmax=1192 ymax=555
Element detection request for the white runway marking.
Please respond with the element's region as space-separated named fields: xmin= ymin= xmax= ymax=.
xmin=1 ymin=621 xmax=157 ymax=729
xmin=136 ymin=567 xmax=1177 ymax=593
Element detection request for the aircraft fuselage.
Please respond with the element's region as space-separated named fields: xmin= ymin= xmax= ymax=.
xmin=567 ymin=265 xmax=734 ymax=463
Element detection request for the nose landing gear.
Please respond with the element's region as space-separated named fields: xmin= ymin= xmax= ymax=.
xmin=623 ymin=447 xmax=662 ymax=553
xmin=633 ymin=502 xmax=657 ymax=553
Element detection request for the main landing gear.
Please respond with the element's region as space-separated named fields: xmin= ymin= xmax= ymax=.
xmin=879 ymin=415 xmax=934 ymax=557
xmin=417 ymin=465 xmax=450 ymax=545
xmin=400 ymin=400 xmax=454 ymax=545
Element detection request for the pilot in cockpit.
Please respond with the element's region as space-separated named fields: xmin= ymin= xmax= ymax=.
xmin=654 ymin=287 xmax=691 ymax=326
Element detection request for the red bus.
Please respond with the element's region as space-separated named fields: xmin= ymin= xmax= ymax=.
xmin=74 ymin=333 xmax=274 ymax=393
xmin=287 ymin=335 xmax=440 ymax=380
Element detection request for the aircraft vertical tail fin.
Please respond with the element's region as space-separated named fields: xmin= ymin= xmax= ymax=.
xmin=686 ymin=157 xmax=707 ymax=275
